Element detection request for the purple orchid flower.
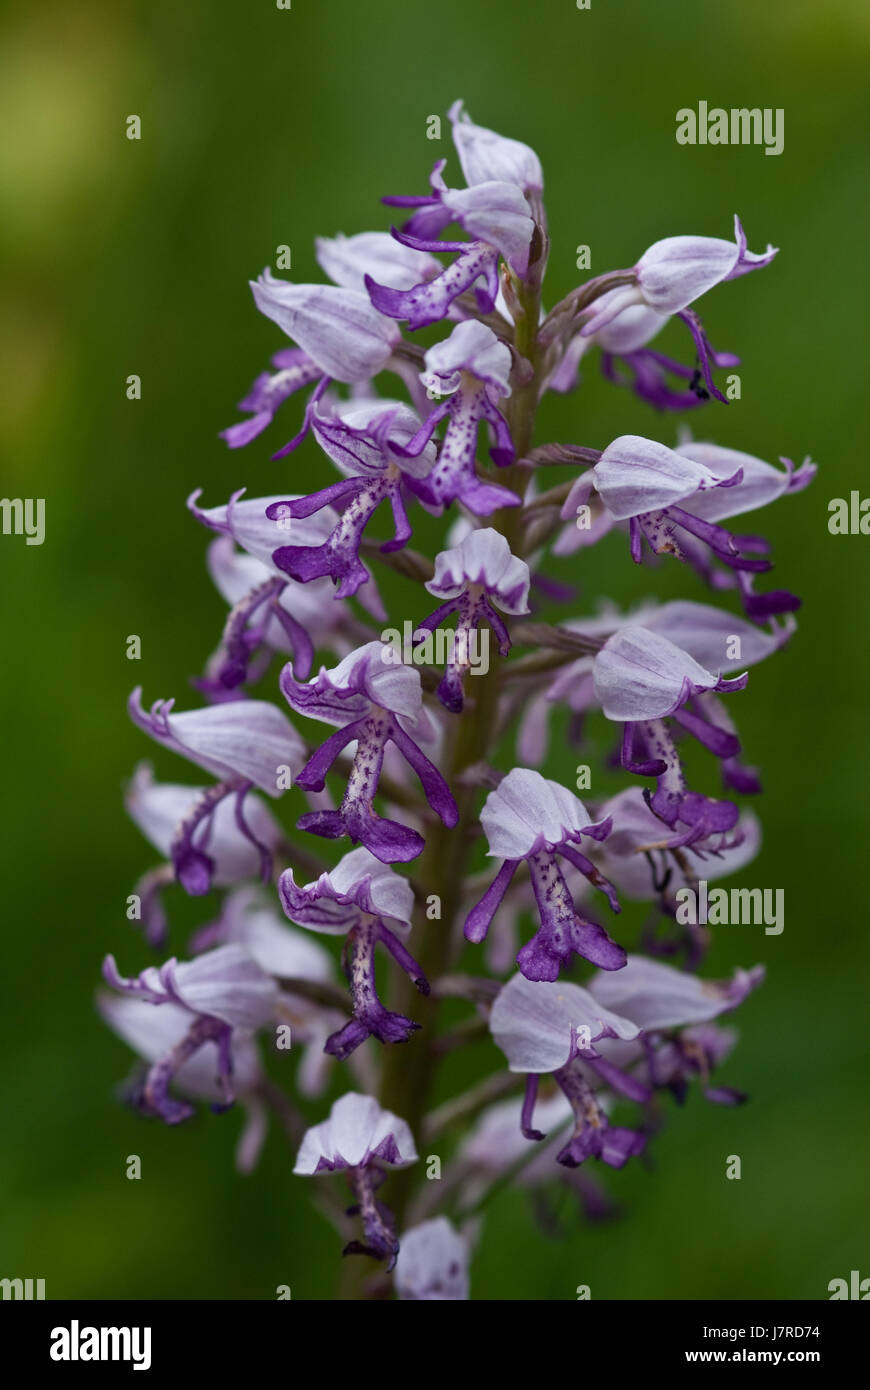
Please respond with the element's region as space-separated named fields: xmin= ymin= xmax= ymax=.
xmin=294 ymin=1091 xmax=418 ymax=1269
xmin=280 ymin=641 xmax=458 ymax=863
xmin=128 ymin=688 xmax=305 ymax=894
xmin=394 ymin=1217 xmax=471 ymax=1301
xmin=96 ymin=990 xmax=270 ymax=1169
xmin=464 ymin=767 xmax=626 ymax=980
xmin=593 ymin=624 xmax=749 ymax=845
xmin=389 ymin=321 xmax=520 ymax=515
xmin=262 ymin=400 xmax=437 ymax=600
xmin=517 ymin=598 xmax=793 ymax=794
xmin=101 ymin=944 xmax=278 ymax=1124
xmin=414 ymin=527 xmax=530 ymax=710
xmin=188 ymin=487 xmax=363 ymax=690
xmin=577 ymin=216 xmax=777 ymax=403
xmin=590 ymin=955 xmax=764 ymax=1105
xmin=366 ymin=159 xmax=534 ymax=329
xmin=490 ymin=972 xmax=647 ymax=1168
xmin=222 ymin=271 xmax=401 ymax=456
xmin=589 ymin=785 xmax=762 ymax=904
xmin=192 ymin=885 xmax=343 ymax=1098
xmin=279 ymin=845 xmax=428 ymax=1060
xmin=105 ymin=103 xmax=811 ymax=1294
xmin=124 ymin=763 xmax=285 ymax=947
xmin=559 ymin=435 xmax=815 ymax=617
xmin=552 ymin=294 xmax=741 ymax=409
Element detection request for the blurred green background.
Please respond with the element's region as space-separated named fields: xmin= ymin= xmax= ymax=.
xmin=1 ymin=0 xmax=868 ymax=1301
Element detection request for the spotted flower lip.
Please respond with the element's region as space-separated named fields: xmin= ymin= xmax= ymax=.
xmin=263 ymin=402 xmax=435 ymax=599
xmin=448 ymin=99 xmax=543 ymax=193
xmin=366 ymin=161 xmax=535 ymax=328
xmin=394 ymin=1217 xmax=471 ymax=1301
xmin=592 ymin=625 xmax=748 ymax=723
xmin=388 ymin=321 xmax=519 ymax=515
xmin=294 ymin=1091 xmax=418 ymax=1174
xmin=426 ymin=528 xmax=531 ymax=613
xmin=128 ymin=688 xmax=305 ymax=796
xmin=490 ymin=972 xmax=641 ymax=1074
xmin=582 ymin=216 xmax=778 ymax=335
xmin=480 ymin=767 xmax=612 ymax=860
xmin=281 ymin=643 xmax=457 ymax=864
xmin=465 ymin=769 xmax=624 ymax=980
xmin=589 ymin=955 xmax=765 ymax=1030
xmin=278 ymin=845 xmax=414 ymax=936
xmin=219 ymin=348 xmax=324 ymax=449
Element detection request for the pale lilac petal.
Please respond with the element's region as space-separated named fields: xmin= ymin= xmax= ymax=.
xmin=676 ymin=444 xmax=816 ymax=522
xmin=128 ymin=690 xmax=306 ymax=795
xmin=448 ymin=100 xmax=543 ymax=192
xmin=590 ymin=956 xmax=765 ymax=1030
xmin=480 ymin=768 xmax=605 ymax=859
xmin=163 ymin=946 xmax=279 ymax=1029
xmin=426 ymin=528 xmax=530 ymax=613
xmin=490 ymin=972 xmax=640 ymax=1073
xmin=215 ymin=887 xmax=335 ymax=980
xmin=293 ymin=1091 xmax=417 ymax=1173
xmin=188 ymin=489 xmax=336 ymax=569
xmin=250 ymin=272 xmax=400 ymax=382
xmin=315 ymin=231 xmax=439 ymax=293
xmin=593 ymin=626 xmax=746 ymax=721
xmin=394 ymin=1217 xmax=471 ymax=1300
xmin=591 ymin=435 xmax=741 ymax=521
xmin=279 ymin=846 xmax=414 ymax=936
xmin=440 ymin=181 xmax=534 ymax=276
xmin=423 ymin=320 xmax=513 ymax=396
